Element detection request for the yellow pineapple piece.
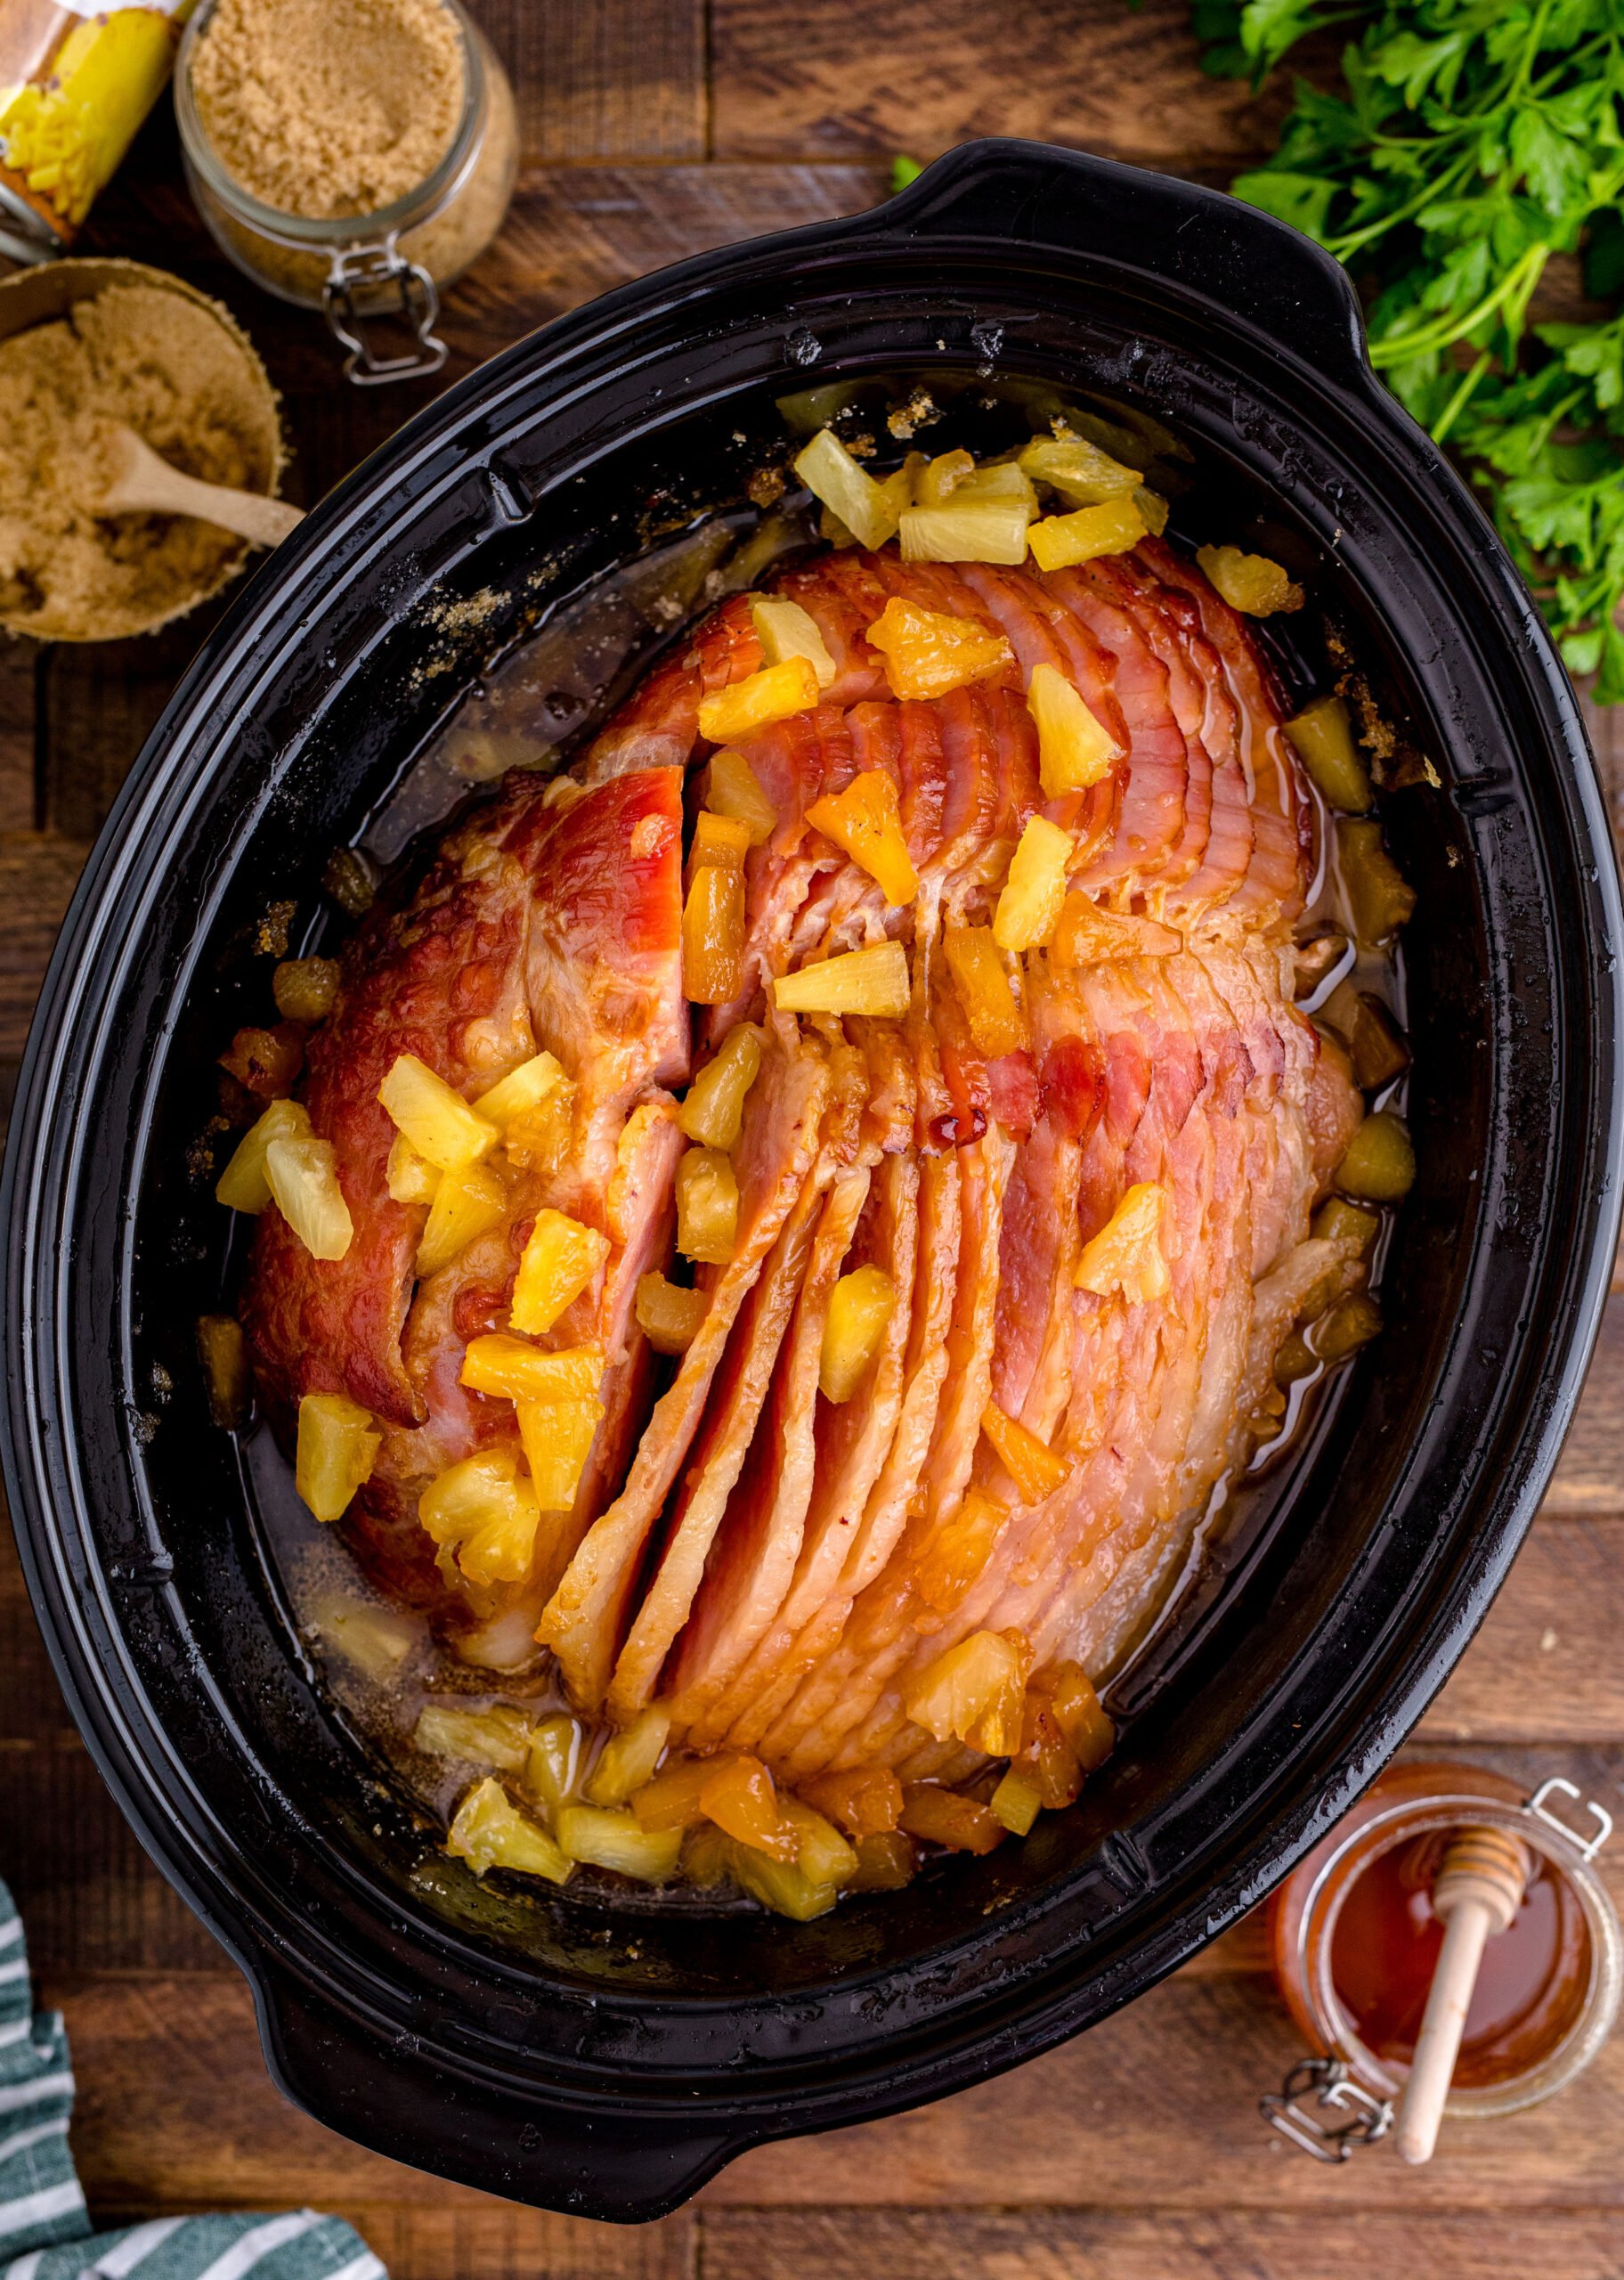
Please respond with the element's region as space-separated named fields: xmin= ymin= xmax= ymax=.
xmin=680 ymin=1025 xmax=763 ymax=1150
xmin=295 ymin=1391 xmax=380 ymax=1522
xmin=953 ymin=460 xmax=1041 ymax=518
xmin=1197 ymin=544 xmax=1303 ymax=616
xmin=510 ymin=1209 xmax=609 ymax=1337
xmin=472 ymin=1050 xmax=567 ymax=1128
xmin=215 ymin=1096 xmax=309 ymax=1214
xmin=697 ymin=656 xmax=820 ymax=744
xmin=700 ymin=1754 xmax=797 ymax=1861
xmin=1027 ymin=496 xmax=1146 ymax=573
xmin=1052 ymin=892 xmax=1182 ymax=965
xmin=779 ymin=1795 xmax=858 ymax=1887
xmin=418 ymin=1445 xmax=543 ymax=1584
xmin=631 ymin=1755 xmax=716 ymax=1832
xmin=687 ymin=809 xmax=752 ymax=877
xmin=749 ymin=595 xmax=836 ymax=688
xmin=676 ymin=1146 xmax=740 ymax=1266
xmin=793 ymin=428 xmax=903 ymax=551
xmin=1018 ymin=431 xmax=1140 ymax=504
xmin=416 ymin=1160 xmax=507 ymax=1278
xmin=819 ymin=1265 xmax=897 ymax=1403
xmin=914 ymin=447 xmax=975 ymax=504
xmin=516 ymin=1396 xmax=605 ymax=1510
xmin=585 ymin=1705 xmax=671 ymax=1806
xmin=728 ymin=1841 xmax=840 ymax=1920
xmin=942 ymin=925 xmax=1027 ymax=1055
xmin=555 ymin=1804 xmax=684 ymax=1883
xmin=1026 ymin=661 xmax=1122 ymax=797
xmin=502 ymin=1084 xmax=576 ymax=1178
xmin=635 ymin=1271 xmax=708 ymax=1356
xmin=414 ymin=1701 xmax=531 ymax=1774
xmin=272 ymin=956 xmax=340 ymax=1023
xmin=980 ymin=1398 xmax=1070 ymax=1502
xmin=386 ymin=1131 xmax=441 ymax=1206
xmin=771 ymin=939 xmax=910 ymax=1018
xmin=1135 ymin=486 xmax=1170 ymax=535
xmin=990 ymin=1763 xmax=1044 ymax=1836
xmin=461 ymin=1337 xmax=604 ymax=1403
xmin=865 ymin=595 xmax=1013 ymax=702
xmin=993 ymin=816 xmax=1073 ymax=952
xmin=1075 ymin=1182 xmax=1171 ymax=1303
xmin=265 ymin=1134 xmax=353 ymax=1261
xmin=378 ymin=1052 xmax=499 ymax=1169
xmin=683 ymin=856 xmax=746 ymax=1007
xmin=706 ymin=746 xmax=777 ymax=845
xmin=524 ymin=1713 xmax=582 ymax=1814
xmin=902 ymin=1629 xmax=1031 ymax=1756
xmin=900 ymin=496 xmax=1031 ymax=566
xmin=806 ymin=769 xmax=919 ymax=906
xmin=913 ymin=1486 xmax=1009 ymax=1615
xmin=447 ymin=1777 xmax=572 ymax=1884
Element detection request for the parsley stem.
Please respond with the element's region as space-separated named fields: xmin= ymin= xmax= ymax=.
xmin=1368 ymin=241 xmax=1550 ymax=369
xmin=1430 ymin=353 xmax=1491 ymax=446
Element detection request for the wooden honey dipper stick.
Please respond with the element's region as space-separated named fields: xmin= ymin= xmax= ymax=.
xmin=1394 ymin=1824 xmax=1531 ymax=2164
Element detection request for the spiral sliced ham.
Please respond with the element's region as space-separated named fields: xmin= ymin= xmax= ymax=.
xmin=243 ymin=533 xmax=1364 ymax=1803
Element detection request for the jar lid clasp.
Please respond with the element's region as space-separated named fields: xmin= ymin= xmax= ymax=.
xmin=1261 ymin=2056 xmax=1394 ymax=2161
xmin=323 ymin=243 xmax=449 ymax=386
xmin=1524 ymin=1777 xmax=1613 ymax=1863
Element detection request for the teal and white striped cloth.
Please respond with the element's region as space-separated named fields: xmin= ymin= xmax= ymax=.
xmin=0 ymin=1885 xmax=386 ymax=2280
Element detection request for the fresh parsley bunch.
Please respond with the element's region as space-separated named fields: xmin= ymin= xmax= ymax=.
xmin=1197 ymin=0 xmax=1624 ymax=698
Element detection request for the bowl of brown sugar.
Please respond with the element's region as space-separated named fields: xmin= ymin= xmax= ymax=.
xmin=175 ymin=0 xmax=517 ymax=383
xmin=0 ymin=257 xmax=285 ymax=644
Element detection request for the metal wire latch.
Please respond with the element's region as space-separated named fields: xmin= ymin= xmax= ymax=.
xmin=324 ymin=244 xmax=448 ymax=385
xmin=1261 ymin=2056 xmax=1394 ymax=2162
xmin=1524 ymin=1776 xmax=1614 ymax=1863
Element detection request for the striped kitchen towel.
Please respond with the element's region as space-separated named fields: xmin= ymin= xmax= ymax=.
xmin=0 ymin=1885 xmax=386 ymax=2280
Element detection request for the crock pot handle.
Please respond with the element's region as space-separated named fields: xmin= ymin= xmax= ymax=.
xmin=887 ymin=139 xmax=1371 ymax=386
xmin=254 ymin=1963 xmax=740 ymax=2220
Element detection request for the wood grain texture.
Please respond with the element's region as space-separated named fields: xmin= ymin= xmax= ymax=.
xmin=469 ymin=0 xmax=707 ymax=166
xmin=0 ymin=832 xmax=91 ymax=1058
xmin=710 ymin=0 xmax=1294 ymax=171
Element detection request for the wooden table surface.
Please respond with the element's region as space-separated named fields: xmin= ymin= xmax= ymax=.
xmin=4 ymin=5 xmax=1624 ymax=2274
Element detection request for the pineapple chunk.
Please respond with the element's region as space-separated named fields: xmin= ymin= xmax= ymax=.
xmin=198 ymin=1313 xmax=248 ymax=1429
xmin=1135 ymin=486 xmax=1170 ymax=536
xmin=680 ymin=1820 xmax=735 ymax=1888
xmin=295 ymin=1391 xmax=379 ymax=1522
xmin=305 ymin=1591 xmax=418 ymax=1684
xmin=1026 ymin=662 xmax=1121 ymax=796
xmin=378 ymin=1052 xmax=499 ymax=1169
xmin=700 ymin=1753 xmax=797 ymax=1860
xmin=849 ymin=1829 xmax=918 ymax=1889
xmin=1075 ymin=1182 xmax=1170 ymax=1303
xmin=461 ymin=1337 xmax=604 ymax=1403
xmin=631 ymin=1754 xmax=716 ymax=1832
xmin=902 ymin=1628 xmax=1030 ymax=1756
xmin=471 ymin=1050 xmax=566 ymax=1128
xmin=683 ymin=858 xmax=746 ymax=1006
xmin=707 ymin=746 xmax=777 ymax=845
xmin=1018 ymin=430 xmax=1141 ymax=504
xmin=418 ymin=1445 xmax=542 ymax=1585
xmin=516 ymin=1394 xmax=605 ymax=1510
xmin=779 ymin=1795 xmax=858 ymax=1887
xmin=265 ymin=1133 xmax=353 ymax=1261
xmin=806 ymin=769 xmax=919 ymax=905
xmin=793 ymin=428 xmax=902 ymax=551
xmin=772 ymin=940 xmax=910 ymax=1018
xmin=943 ymin=926 xmax=1028 ymax=1055
xmin=865 ymin=595 xmax=1013 ymax=702
xmin=990 ymin=1763 xmax=1044 ymax=1836
xmin=555 ymin=1804 xmax=682 ymax=1883
xmin=585 ymin=1704 xmax=671 ymax=1806
xmin=510 ymin=1209 xmax=609 ymax=1337
xmin=981 ymin=1399 xmax=1069 ymax=1502
xmin=750 ymin=595 xmax=836 ymax=688
xmin=502 ymin=1084 xmax=575 ymax=1178
xmin=914 ymin=446 xmax=976 ymax=504
xmin=913 ymin=1486 xmax=1009 ymax=1616
xmin=416 ymin=1160 xmax=507 ymax=1278
xmin=1027 ymin=496 xmax=1146 ymax=573
xmin=677 ymin=1146 xmax=740 ymax=1266
xmin=798 ymin=1765 xmax=904 ymax=1839
xmin=728 ymin=1840 xmax=840 ymax=1920
xmin=1052 ymin=892 xmax=1181 ymax=965
xmin=215 ymin=1096 xmax=310 ymax=1213
xmin=678 ymin=1024 xmax=763 ymax=1149
xmin=272 ymin=955 xmax=340 ymax=1023
xmin=900 ymin=497 xmax=1031 ymax=566
xmin=954 ymin=460 xmax=1041 ymax=518
xmin=635 ymin=1271 xmax=707 ymax=1356
xmin=386 ymin=1131 xmax=441 ymax=1206
xmin=414 ymin=1701 xmax=531 ymax=1774
xmin=1032 ymin=1659 xmax=1115 ymax=1771
xmin=447 ymin=1777 xmax=572 ymax=1885
xmin=1286 ymin=694 xmax=1372 ymax=814
xmin=897 ymin=1784 xmax=1005 ymax=1855
xmin=524 ymin=1713 xmax=582 ymax=1815
xmin=698 ymin=657 xmax=820 ymax=744
xmin=993 ymin=816 xmax=1073 ymax=952
xmin=687 ymin=809 xmax=752 ymax=877
xmin=1197 ymin=544 xmax=1303 ymax=616
xmin=819 ymin=1265 xmax=897 ymax=1403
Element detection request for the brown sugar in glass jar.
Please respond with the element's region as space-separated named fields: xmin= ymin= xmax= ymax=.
xmin=174 ymin=0 xmax=516 ymax=382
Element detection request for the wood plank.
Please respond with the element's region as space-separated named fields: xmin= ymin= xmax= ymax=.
xmin=469 ymin=0 xmax=707 ymax=166
xmin=710 ymin=0 xmax=1294 ymax=174
xmin=0 ymin=831 xmax=91 ymax=1058
xmin=0 ymin=638 xmax=38 ymax=835
xmin=700 ymin=2208 xmax=1624 ymax=2280
xmin=1544 ymin=1296 xmax=1624 ymax=1513
xmin=1423 ymin=1520 xmax=1624 ymax=1743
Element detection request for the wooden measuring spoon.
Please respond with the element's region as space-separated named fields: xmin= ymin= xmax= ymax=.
xmin=1393 ymin=1824 xmax=1531 ymax=2163
xmin=99 ymin=424 xmax=304 ymax=550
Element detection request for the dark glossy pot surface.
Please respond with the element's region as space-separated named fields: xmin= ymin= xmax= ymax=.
xmin=4 ymin=142 xmax=1621 ymax=2219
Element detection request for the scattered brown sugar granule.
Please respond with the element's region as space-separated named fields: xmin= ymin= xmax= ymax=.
xmin=191 ymin=0 xmax=466 ymax=219
xmin=0 ymin=284 xmax=273 ymax=642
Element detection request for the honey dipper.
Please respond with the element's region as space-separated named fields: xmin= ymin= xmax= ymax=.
xmin=1393 ymin=1824 xmax=1531 ymax=2163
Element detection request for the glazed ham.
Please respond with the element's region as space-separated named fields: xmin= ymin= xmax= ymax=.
xmin=242 ymin=531 xmax=1368 ymax=1820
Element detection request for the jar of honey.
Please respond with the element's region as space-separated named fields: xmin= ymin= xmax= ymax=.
xmin=1264 ymin=1763 xmax=1620 ymax=2159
